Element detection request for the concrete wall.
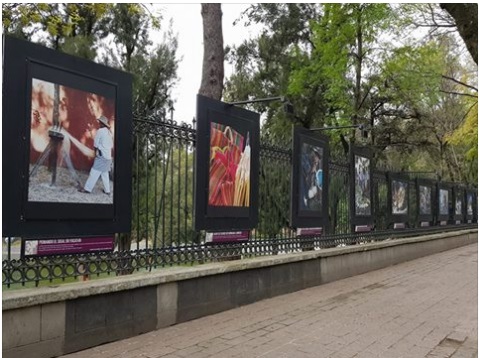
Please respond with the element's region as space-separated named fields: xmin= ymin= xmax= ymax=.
xmin=3 ymin=229 xmax=477 ymax=358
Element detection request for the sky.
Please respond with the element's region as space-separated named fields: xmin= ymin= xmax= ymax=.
xmin=151 ymin=4 xmax=261 ymax=125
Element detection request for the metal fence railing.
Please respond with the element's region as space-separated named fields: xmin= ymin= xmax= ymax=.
xmin=3 ymin=112 xmax=476 ymax=288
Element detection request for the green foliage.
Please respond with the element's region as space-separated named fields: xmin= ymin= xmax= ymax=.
xmin=60 ymin=35 xmax=97 ymax=61
xmin=2 ymin=4 xmax=112 ymax=50
xmin=130 ymin=30 xmax=178 ymax=116
xmin=257 ymin=155 xmax=291 ymax=238
xmin=448 ymin=101 xmax=478 ymax=161
xmin=102 ymin=4 xmax=151 ymax=71
xmin=379 ymin=43 xmax=444 ymax=108
xmin=132 ymin=142 xmax=195 ymax=247
xmin=225 ymin=4 xmax=325 ymax=144
xmin=328 ymin=172 xmax=350 ymax=234
xmin=372 ymin=34 xmax=477 ymax=184
xmin=446 ymin=100 xmax=478 ymax=183
xmin=226 ymin=2 xmax=477 ymax=238
xmin=289 ymin=4 xmax=394 ymax=147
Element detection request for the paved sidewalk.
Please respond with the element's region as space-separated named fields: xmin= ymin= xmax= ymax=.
xmin=62 ymin=244 xmax=478 ymax=358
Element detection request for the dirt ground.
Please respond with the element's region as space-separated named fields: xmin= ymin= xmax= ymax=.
xmin=28 ymin=164 xmax=114 ymax=204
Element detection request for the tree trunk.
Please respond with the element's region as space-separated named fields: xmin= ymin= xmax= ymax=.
xmin=353 ymin=6 xmax=364 ymax=145
xmin=440 ymin=3 xmax=478 ymax=64
xmin=199 ymin=4 xmax=224 ymax=100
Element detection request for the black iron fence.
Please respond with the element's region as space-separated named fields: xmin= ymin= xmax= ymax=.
xmin=3 ymin=112 xmax=476 ymax=288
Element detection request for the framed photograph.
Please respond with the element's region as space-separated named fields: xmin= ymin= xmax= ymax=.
xmin=453 ymin=186 xmax=464 ymax=222
xmin=465 ymin=189 xmax=475 ymax=222
xmin=416 ymin=179 xmax=434 ymax=224
xmin=194 ymin=94 xmax=260 ymax=231
xmin=387 ymin=173 xmax=409 ymax=226
xmin=3 ymin=36 xmax=132 ymax=237
xmin=290 ymin=127 xmax=329 ymax=229
xmin=349 ymin=145 xmax=373 ymax=229
xmin=436 ymin=183 xmax=450 ymax=223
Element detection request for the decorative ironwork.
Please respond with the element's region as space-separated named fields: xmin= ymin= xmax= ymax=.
xmin=3 ymin=112 xmax=477 ymax=288
xmin=3 ymin=225 xmax=475 ymax=288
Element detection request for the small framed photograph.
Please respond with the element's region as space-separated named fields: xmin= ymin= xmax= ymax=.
xmin=290 ymin=127 xmax=329 ymax=230
xmin=194 ymin=94 xmax=260 ymax=231
xmin=3 ymin=36 xmax=132 ymax=237
xmin=436 ymin=183 xmax=451 ymax=223
xmin=453 ymin=186 xmax=465 ymax=223
xmin=349 ymin=145 xmax=373 ymax=230
xmin=465 ymin=189 xmax=475 ymax=222
xmin=387 ymin=173 xmax=409 ymax=227
xmin=416 ymin=178 xmax=434 ymax=225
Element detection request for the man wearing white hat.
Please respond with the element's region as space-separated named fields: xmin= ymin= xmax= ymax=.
xmin=79 ymin=115 xmax=113 ymax=195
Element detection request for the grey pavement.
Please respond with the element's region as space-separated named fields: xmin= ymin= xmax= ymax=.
xmin=61 ymin=243 xmax=478 ymax=358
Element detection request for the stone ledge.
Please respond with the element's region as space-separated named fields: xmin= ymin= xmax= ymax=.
xmin=3 ymin=229 xmax=477 ymax=311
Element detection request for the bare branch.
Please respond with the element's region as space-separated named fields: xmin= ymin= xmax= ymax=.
xmin=441 ymin=75 xmax=478 ymax=92
xmin=439 ymin=90 xmax=478 ymax=99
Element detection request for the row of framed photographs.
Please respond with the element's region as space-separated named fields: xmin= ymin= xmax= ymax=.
xmin=4 ymin=34 xmax=472 ymax=239
xmin=291 ymin=127 xmax=477 ymax=231
xmin=392 ymin=177 xmax=476 ymax=225
xmin=291 ymin=127 xmax=477 ymax=230
xmin=193 ymin=105 xmax=477 ymax=233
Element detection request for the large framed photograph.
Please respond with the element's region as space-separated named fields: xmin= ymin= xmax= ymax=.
xmin=416 ymin=178 xmax=434 ymax=225
xmin=290 ymin=127 xmax=329 ymax=229
xmin=3 ymin=36 xmax=132 ymax=237
xmin=194 ymin=94 xmax=260 ymax=231
xmin=349 ymin=145 xmax=373 ymax=229
xmin=452 ymin=186 xmax=464 ymax=223
xmin=436 ymin=183 xmax=450 ymax=223
xmin=387 ymin=173 xmax=409 ymax=227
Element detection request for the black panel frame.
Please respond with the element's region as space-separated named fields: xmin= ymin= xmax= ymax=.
xmin=436 ymin=182 xmax=451 ymax=223
xmin=416 ymin=178 xmax=434 ymax=225
xmin=465 ymin=189 xmax=476 ymax=222
xmin=2 ymin=36 xmax=132 ymax=237
xmin=194 ymin=94 xmax=260 ymax=231
xmin=387 ymin=172 xmax=409 ymax=227
xmin=349 ymin=145 xmax=374 ymax=229
xmin=290 ymin=127 xmax=330 ymax=230
xmin=452 ymin=186 xmax=465 ymax=223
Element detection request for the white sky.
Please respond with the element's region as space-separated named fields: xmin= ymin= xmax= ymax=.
xmin=151 ymin=3 xmax=261 ymax=125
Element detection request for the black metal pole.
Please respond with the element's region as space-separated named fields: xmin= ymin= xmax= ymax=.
xmin=310 ymin=124 xmax=363 ymax=131
xmin=227 ymin=96 xmax=284 ymax=106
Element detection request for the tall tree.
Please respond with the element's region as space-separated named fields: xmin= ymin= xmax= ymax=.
xmin=199 ymin=3 xmax=224 ymax=100
xmin=225 ymin=4 xmax=322 ymax=143
xmin=289 ymin=3 xmax=393 ymax=155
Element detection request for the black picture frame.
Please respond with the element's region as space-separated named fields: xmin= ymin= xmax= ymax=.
xmin=194 ymin=94 xmax=260 ymax=231
xmin=416 ymin=178 xmax=434 ymax=225
xmin=2 ymin=36 xmax=133 ymax=237
xmin=452 ymin=186 xmax=465 ymax=223
xmin=465 ymin=189 xmax=475 ymax=223
xmin=349 ymin=145 xmax=373 ymax=230
xmin=387 ymin=172 xmax=409 ymax=227
xmin=472 ymin=189 xmax=478 ymax=223
xmin=290 ymin=127 xmax=329 ymax=230
xmin=436 ymin=182 xmax=450 ymax=223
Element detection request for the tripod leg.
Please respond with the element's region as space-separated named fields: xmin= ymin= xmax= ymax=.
xmin=50 ymin=141 xmax=60 ymax=186
xmin=61 ymin=146 xmax=82 ymax=188
xmin=29 ymin=142 xmax=53 ymax=178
